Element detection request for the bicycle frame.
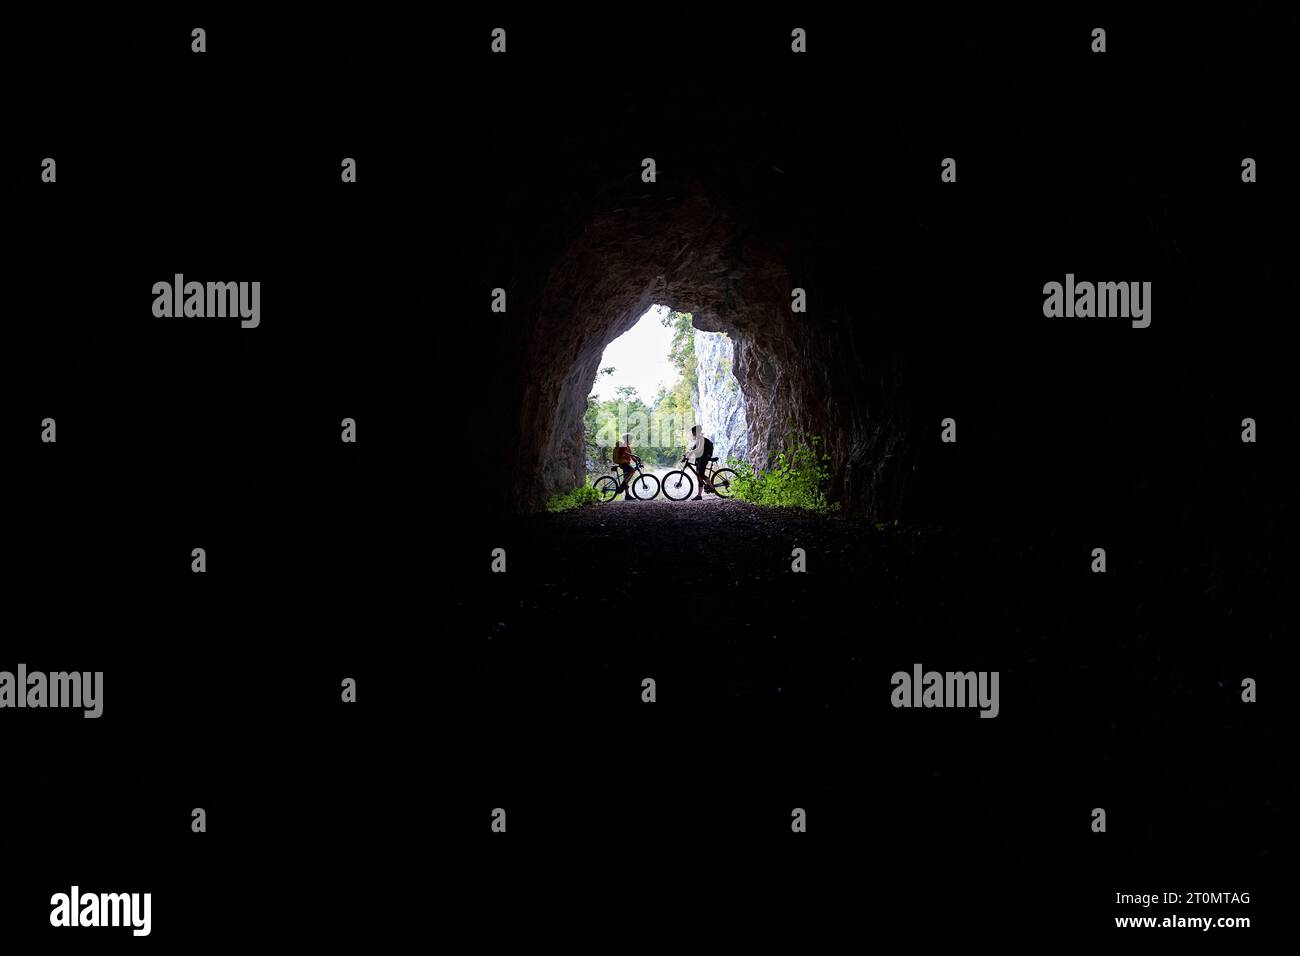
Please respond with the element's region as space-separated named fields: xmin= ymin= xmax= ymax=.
xmin=676 ymin=457 xmax=718 ymax=490
xmin=609 ymin=459 xmax=649 ymax=494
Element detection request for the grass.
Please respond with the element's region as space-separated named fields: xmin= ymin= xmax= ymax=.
xmin=546 ymin=484 xmax=604 ymax=512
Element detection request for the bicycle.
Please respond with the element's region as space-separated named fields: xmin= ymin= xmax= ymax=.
xmin=661 ymin=455 xmax=738 ymax=501
xmin=593 ymin=457 xmax=660 ymax=502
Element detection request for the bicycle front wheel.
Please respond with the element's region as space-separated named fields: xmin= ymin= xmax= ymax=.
xmin=709 ymin=468 xmax=738 ymax=498
xmin=631 ymin=473 xmax=660 ymax=500
xmin=661 ymin=470 xmax=695 ymax=501
xmin=593 ymin=476 xmax=620 ymax=502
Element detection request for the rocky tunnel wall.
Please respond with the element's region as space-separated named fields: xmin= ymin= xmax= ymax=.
xmin=482 ymin=173 xmax=919 ymax=517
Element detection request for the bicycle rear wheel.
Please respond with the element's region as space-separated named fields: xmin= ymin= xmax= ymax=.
xmin=631 ymin=473 xmax=660 ymax=500
xmin=709 ymin=468 xmax=738 ymax=498
xmin=593 ymin=476 xmax=620 ymax=502
xmin=661 ymin=470 xmax=694 ymax=501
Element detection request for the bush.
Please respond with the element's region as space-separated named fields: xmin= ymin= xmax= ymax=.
xmin=546 ymin=484 xmax=603 ymax=512
xmin=729 ymin=434 xmax=837 ymax=511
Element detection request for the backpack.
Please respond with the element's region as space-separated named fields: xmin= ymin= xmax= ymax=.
xmin=700 ymin=437 xmax=714 ymax=460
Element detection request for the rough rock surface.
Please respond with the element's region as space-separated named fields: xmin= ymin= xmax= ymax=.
xmin=490 ymin=176 xmax=916 ymax=516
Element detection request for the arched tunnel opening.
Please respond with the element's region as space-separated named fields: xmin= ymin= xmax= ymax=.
xmin=481 ymin=175 xmax=926 ymax=519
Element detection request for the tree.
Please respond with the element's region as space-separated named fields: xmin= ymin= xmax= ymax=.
xmin=585 ymin=314 xmax=705 ymax=476
xmin=647 ymin=310 xmax=697 ymax=465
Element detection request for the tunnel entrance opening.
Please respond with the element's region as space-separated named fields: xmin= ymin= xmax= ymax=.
xmin=500 ymin=185 xmax=913 ymax=518
xmin=583 ymin=305 xmax=749 ymax=489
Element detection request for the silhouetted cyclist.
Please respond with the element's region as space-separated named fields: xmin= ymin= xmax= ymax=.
xmin=612 ymin=433 xmax=641 ymax=500
xmin=686 ymin=425 xmax=713 ymax=500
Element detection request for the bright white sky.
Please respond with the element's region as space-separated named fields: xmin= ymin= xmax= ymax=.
xmin=589 ymin=305 xmax=679 ymax=402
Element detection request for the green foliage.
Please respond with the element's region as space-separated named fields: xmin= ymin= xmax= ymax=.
xmin=651 ymin=310 xmax=697 ymax=464
xmin=663 ymin=309 xmax=698 ymax=396
xmin=546 ymin=484 xmax=603 ymax=512
xmin=729 ymin=434 xmax=837 ymax=511
xmin=584 ymin=387 xmax=679 ymax=471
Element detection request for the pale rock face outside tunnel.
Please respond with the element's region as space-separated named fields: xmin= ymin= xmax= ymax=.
xmin=692 ymin=327 xmax=747 ymax=465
